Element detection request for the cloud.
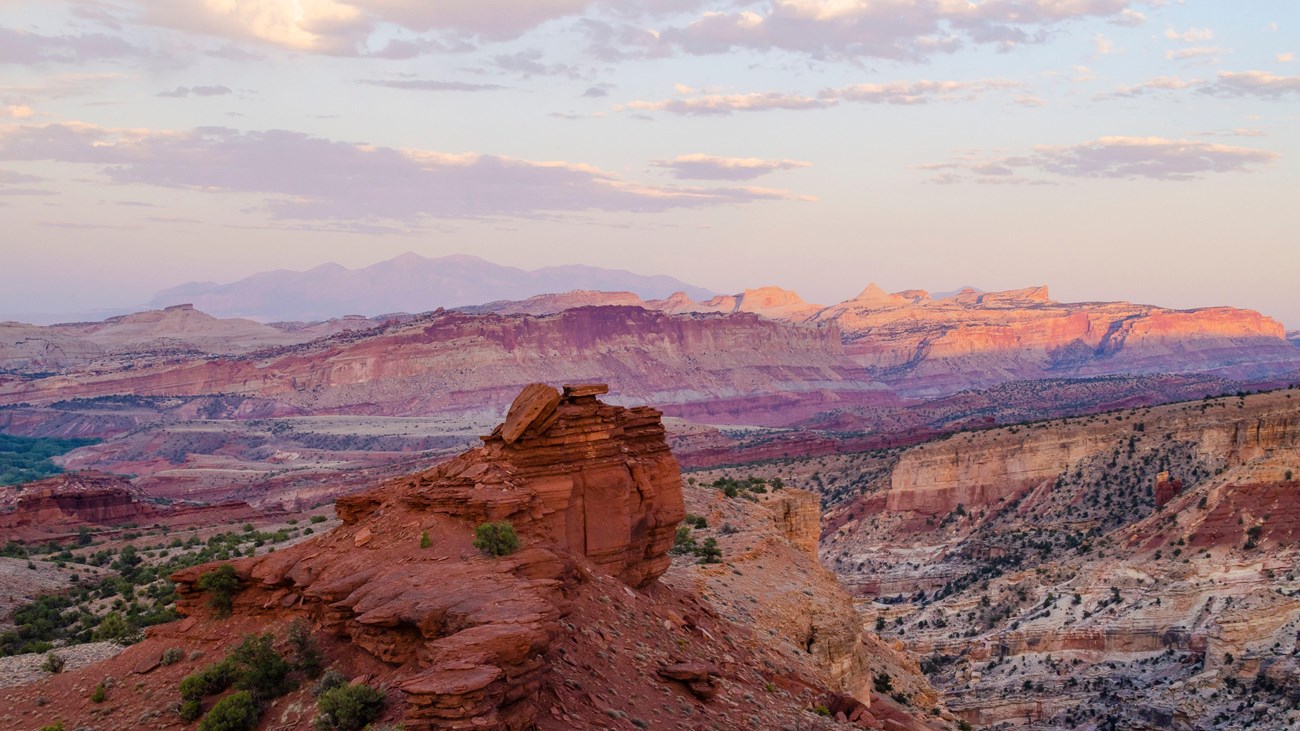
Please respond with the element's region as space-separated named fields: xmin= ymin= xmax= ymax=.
xmin=624 ymin=78 xmax=1018 ymax=116
xmin=1197 ymin=128 xmax=1267 ymax=138
xmin=1164 ymin=27 xmax=1214 ymax=42
xmin=0 ymin=27 xmax=145 ymax=65
xmin=359 ymin=79 xmax=506 ymax=91
xmin=830 ymin=78 xmax=1019 ymax=104
xmin=1 ymin=104 xmax=36 ymax=119
xmin=622 ymin=91 xmax=832 ymax=116
xmin=1200 ymin=70 xmax=1300 ymax=97
xmin=1094 ymin=34 xmax=1115 ymax=55
xmin=653 ymin=0 xmax=1150 ymax=62
xmin=1279 ymin=52 xmax=1295 ymax=63
xmin=1165 ymin=46 xmax=1229 ymax=61
xmin=1109 ymin=8 xmax=1146 ymax=26
xmin=0 ymin=122 xmax=807 ymax=222
xmin=490 ymin=49 xmax=580 ymax=78
xmin=582 ymin=85 xmax=611 ymax=97
xmin=1096 ymin=75 xmax=1197 ymax=99
xmin=157 ymin=85 xmax=234 ymax=98
xmin=923 ymin=136 xmax=1278 ymax=183
xmin=653 ymin=154 xmax=812 ymax=180
xmin=137 ymin=0 xmax=596 ymax=54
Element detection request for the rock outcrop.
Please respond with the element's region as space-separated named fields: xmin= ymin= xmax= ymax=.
xmin=171 ymin=383 xmax=686 ymax=730
xmin=0 ymin=470 xmax=263 ymax=542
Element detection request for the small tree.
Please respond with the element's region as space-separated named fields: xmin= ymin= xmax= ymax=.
xmin=197 ymin=565 xmax=241 ymax=618
xmin=287 ymin=620 xmax=324 ymax=678
xmin=419 ymin=530 xmax=431 ymax=549
xmin=197 ymin=691 xmax=259 ymax=731
xmin=473 ymin=522 xmax=519 ymax=557
xmin=229 ymin=633 xmax=292 ymax=700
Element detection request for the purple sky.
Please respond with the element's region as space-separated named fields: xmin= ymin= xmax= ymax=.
xmin=1 ymin=1 xmax=1298 ymax=325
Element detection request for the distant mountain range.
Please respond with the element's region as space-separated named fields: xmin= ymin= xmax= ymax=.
xmin=147 ymin=253 xmax=713 ymax=322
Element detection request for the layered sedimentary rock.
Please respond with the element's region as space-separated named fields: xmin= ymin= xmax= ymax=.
xmin=0 ymin=470 xmax=263 ymax=541
xmin=0 ymin=471 xmax=150 ymax=524
xmin=809 ymin=387 xmax=1300 ymax=729
xmin=470 ymin=285 xmax=1300 ymax=399
xmin=0 ymin=307 xmax=887 ymax=425
xmin=886 ymin=391 xmax=1300 ymax=516
xmin=172 ymin=383 xmax=686 ymax=730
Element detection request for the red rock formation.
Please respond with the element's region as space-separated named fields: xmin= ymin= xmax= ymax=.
xmin=0 ymin=470 xmax=263 ymax=542
xmin=172 ymin=383 xmax=686 ymax=730
xmin=1154 ymin=471 xmax=1185 ymax=507
xmin=0 ymin=307 xmax=887 ymax=426
xmin=0 ymin=471 xmax=150 ymax=525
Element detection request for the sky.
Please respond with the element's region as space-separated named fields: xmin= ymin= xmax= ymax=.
xmin=0 ymin=0 xmax=1298 ymax=326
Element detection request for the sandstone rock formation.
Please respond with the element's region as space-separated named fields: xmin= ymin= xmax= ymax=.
xmin=0 ymin=307 xmax=888 ymax=426
xmin=474 ymin=285 xmax=1300 ymax=399
xmin=0 ymin=470 xmax=262 ymax=542
xmin=165 ymin=383 xmax=687 ymax=729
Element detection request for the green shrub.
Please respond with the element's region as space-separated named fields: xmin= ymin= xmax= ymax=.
xmin=41 ymin=651 xmax=65 ymax=674
xmin=179 ymin=698 xmax=203 ymax=722
xmin=162 ymin=647 xmax=185 ymax=666
xmin=314 ymin=669 xmax=348 ymax=697
xmin=310 ymin=515 xmax=327 ymax=524
xmin=229 ymin=633 xmax=292 ymax=700
xmin=90 ymin=682 xmax=107 ymax=703
xmin=197 ymin=690 xmax=259 ymax=731
xmin=287 ymin=620 xmax=323 ymax=678
xmin=196 ymin=566 xmax=241 ymax=618
xmin=695 ymin=537 xmax=722 ymax=564
xmin=39 ymin=723 xmax=64 ymax=731
xmin=419 ymin=530 xmax=431 ymax=549
xmin=472 ymin=522 xmax=519 ymax=557
xmin=180 ymin=661 xmax=236 ymax=701
xmin=93 ymin=612 xmax=136 ymax=643
xmin=314 ymin=683 xmax=386 ymax=731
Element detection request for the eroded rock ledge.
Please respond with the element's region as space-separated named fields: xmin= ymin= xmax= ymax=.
xmin=173 ymin=383 xmax=685 ymax=731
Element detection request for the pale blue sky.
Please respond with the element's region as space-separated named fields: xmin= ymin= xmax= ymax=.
xmin=1 ymin=1 xmax=1297 ymax=324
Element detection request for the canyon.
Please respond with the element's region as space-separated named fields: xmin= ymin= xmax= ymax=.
xmin=698 ymin=387 xmax=1300 ymax=729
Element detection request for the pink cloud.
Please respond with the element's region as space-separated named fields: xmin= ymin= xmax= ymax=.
xmin=0 ymin=122 xmax=809 ymax=222
xmin=923 ymin=136 xmax=1278 ymax=183
xmin=655 ymin=0 xmax=1148 ymax=61
xmin=653 ymin=154 xmax=812 ymax=180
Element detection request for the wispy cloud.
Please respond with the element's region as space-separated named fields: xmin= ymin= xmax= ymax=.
xmin=1166 ymin=46 xmax=1230 ymax=62
xmin=157 ymin=85 xmax=234 ymax=98
xmin=623 ymin=78 xmax=1020 ymax=116
xmin=652 ymin=0 xmax=1151 ymax=62
xmin=621 ymin=91 xmax=832 ymax=116
xmin=0 ymin=27 xmax=145 ymax=65
xmin=1164 ymin=27 xmax=1214 ymax=43
xmin=653 ymin=154 xmax=812 ymax=180
xmin=923 ymin=136 xmax=1278 ymax=183
xmin=1096 ymin=75 xmax=1198 ymax=100
xmin=0 ymin=122 xmax=809 ymax=222
xmin=359 ymin=79 xmax=506 ymax=92
xmin=1200 ymin=70 xmax=1300 ymax=98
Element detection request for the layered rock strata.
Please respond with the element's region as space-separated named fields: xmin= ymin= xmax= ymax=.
xmin=172 ymin=383 xmax=686 ymax=730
